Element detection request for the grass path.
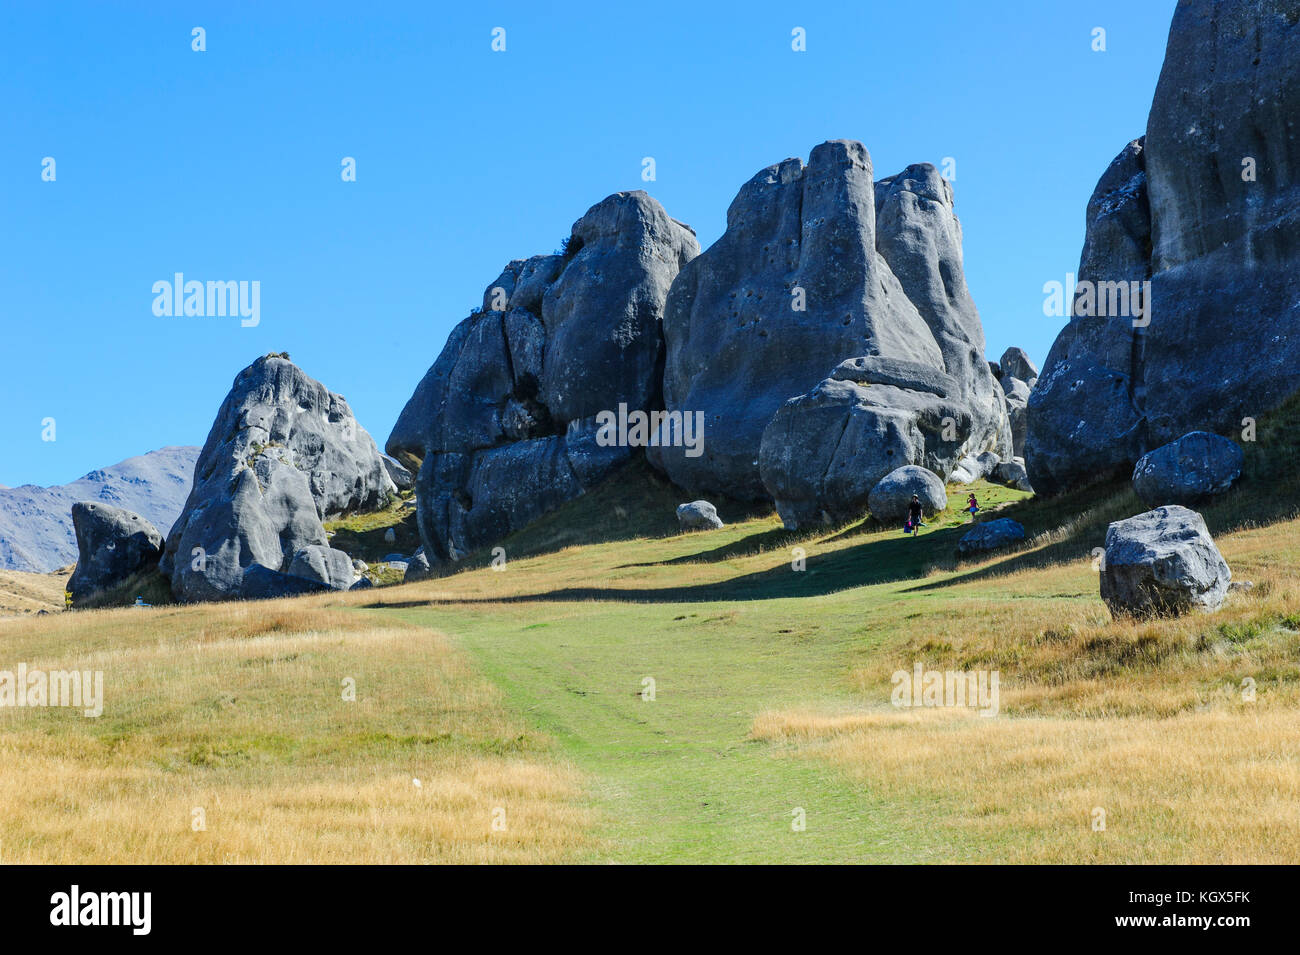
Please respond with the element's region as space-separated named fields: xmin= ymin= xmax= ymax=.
xmin=363 ymin=471 xmax=1300 ymax=863
xmin=370 ymin=485 xmax=1033 ymax=862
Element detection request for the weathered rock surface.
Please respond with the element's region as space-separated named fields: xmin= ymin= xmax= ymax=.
xmin=67 ymin=502 xmax=164 ymax=601
xmin=1001 ymin=374 xmax=1032 ymax=459
xmin=999 ymin=348 xmax=1038 ymax=385
xmin=868 ymin=466 xmax=947 ymax=523
xmin=1100 ymin=505 xmax=1231 ymax=618
xmin=760 ymin=375 xmax=970 ymax=528
xmin=287 ymin=544 xmax=358 ymax=590
xmin=948 ymin=450 xmax=1001 ymax=485
xmin=654 ymin=141 xmax=1007 ymax=525
xmin=162 ymin=356 xmax=395 ymax=601
xmin=390 ymin=191 xmax=699 ymax=562
xmin=957 ymin=518 xmax=1026 ymax=557
xmin=990 ymin=459 xmax=1034 ymax=493
xmin=1132 ymin=431 xmax=1244 ymax=507
xmin=1030 ymin=0 xmax=1300 ymax=494
xmin=403 ymin=551 xmax=433 ymax=583
xmin=381 ymin=455 xmax=414 ymax=491
xmin=677 ymin=500 xmax=723 ymax=531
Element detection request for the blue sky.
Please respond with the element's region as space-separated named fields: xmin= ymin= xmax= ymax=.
xmin=0 ymin=1 xmax=1174 ymax=487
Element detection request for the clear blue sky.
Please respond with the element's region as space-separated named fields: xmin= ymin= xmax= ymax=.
xmin=0 ymin=0 xmax=1175 ymax=488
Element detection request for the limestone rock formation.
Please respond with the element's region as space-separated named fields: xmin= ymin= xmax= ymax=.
xmin=957 ymin=518 xmax=1026 ymax=557
xmin=1132 ymin=431 xmax=1244 ymax=508
xmin=1029 ymin=0 xmax=1300 ymax=494
xmin=990 ymin=459 xmax=1034 ymax=493
xmin=652 ymin=141 xmax=1008 ymax=526
xmin=388 ymin=191 xmax=699 ymax=562
xmin=1100 ymin=505 xmax=1231 ymax=618
xmin=999 ymin=347 xmax=1038 ymax=386
xmin=67 ymin=502 xmax=164 ymax=601
xmin=677 ymin=500 xmax=723 ymax=531
xmin=162 ymin=355 xmax=395 ymax=601
xmin=868 ymin=466 xmax=947 ymax=523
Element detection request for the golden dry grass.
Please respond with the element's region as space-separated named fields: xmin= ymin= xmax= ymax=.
xmin=0 ymin=600 xmax=589 ymax=863
xmin=751 ymin=706 xmax=1300 ymax=863
xmin=0 ymin=567 xmax=68 ymax=616
xmin=748 ymin=519 xmax=1300 ymax=863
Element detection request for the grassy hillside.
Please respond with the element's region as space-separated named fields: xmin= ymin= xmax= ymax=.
xmin=0 ymin=567 xmax=68 ymax=616
xmin=2 ymin=404 xmax=1298 ymax=862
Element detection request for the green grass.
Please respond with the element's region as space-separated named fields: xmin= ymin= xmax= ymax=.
xmin=349 ymin=400 xmax=1300 ymax=862
xmin=324 ymin=492 xmax=420 ymax=563
xmin=363 ymin=477 xmax=1050 ymax=862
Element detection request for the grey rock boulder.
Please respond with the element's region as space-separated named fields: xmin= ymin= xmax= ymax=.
xmin=677 ymin=500 xmax=724 ymax=531
xmin=868 ymin=466 xmax=947 ymax=523
xmin=1132 ymin=431 xmax=1243 ymax=507
xmin=403 ymin=551 xmax=433 ymax=583
xmin=1001 ymin=375 xmax=1032 ymax=459
xmin=239 ymin=563 xmax=332 ymax=599
xmin=392 ymin=191 xmax=698 ymax=563
xmin=760 ymin=376 xmax=970 ymax=529
xmin=957 ymin=518 xmax=1026 ymax=557
xmin=948 ymin=450 xmax=1000 ymax=485
xmin=990 ymin=459 xmax=1034 ymax=493
xmin=1100 ymin=505 xmax=1231 ymax=618
xmin=67 ymin=502 xmax=164 ymax=601
xmin=653 ymin=142 xmax=951 ymax=503
xmin=381 ymin=454 xmax=414 ymax=491
xmin=162 ymin=356 xmax=394 ymax=601
xmin=287 ymin=545 xmax=358 ymax=590
xmin=999 ymin=348 xmax=1038 ymax=384
xmin=661 ymin=141 xmax=1008 ymax=522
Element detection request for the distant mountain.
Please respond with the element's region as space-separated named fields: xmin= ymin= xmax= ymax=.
xmin=0 ymin=447 xmax=200 ymax=573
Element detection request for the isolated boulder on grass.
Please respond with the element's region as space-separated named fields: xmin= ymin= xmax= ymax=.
xmin=677 ymin=500 xmax=724 ymax=531
xmin=957 ymin=518 xmax=1026 ymax=557
xmin=67 ymin=502 xmax=164 ymax=601
xmin=1099 ymin=505 xmax=1230 ymax=618
xmin=1131 ymin=431 xmax=1243 ymax=507
xmin=868 ymin=466 xmax=947 ymax=523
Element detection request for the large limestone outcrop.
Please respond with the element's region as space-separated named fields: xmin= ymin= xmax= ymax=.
xmin=649 ymin=141 xmax=1009 ymax=527
xmin=1029 ymin=0 xmax=1300 ymax=494
xmin=67 ymin=502 xmax=163 ymax=601
xmin=162 ymin=355 xmax=394 ymax=601
xmin=1100 ymin=505 xmax=1231 ymax=618
xmin=388 ymin=191 xmax=699 ymax=562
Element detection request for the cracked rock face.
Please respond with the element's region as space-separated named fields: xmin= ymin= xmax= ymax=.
xmin=162 ymin=356 xmax=393 ymax=601
xmin=388 ymin=191 xmax=699 ymax=562
xmin=1029 ymin=0 xmax=1300 ymax=494
xmin=651 ymin=140 xmax=1009 ymax=525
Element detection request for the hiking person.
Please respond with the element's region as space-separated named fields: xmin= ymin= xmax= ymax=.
xmin=967 ymin=492 xmax=980 ymax=519
xmin=907 ymin=494 xmax=924 ymax=536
